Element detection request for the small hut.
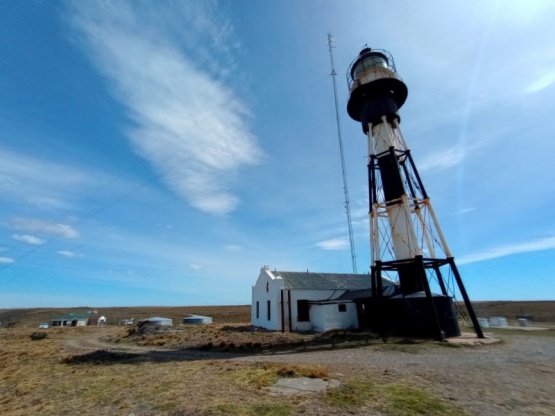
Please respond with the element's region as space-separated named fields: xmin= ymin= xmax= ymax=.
xmin=97 ymin=316 xmax=107 ymax=327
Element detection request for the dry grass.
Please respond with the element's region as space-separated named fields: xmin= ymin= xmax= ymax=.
xmin=0 ymin=322 xmax=468 ymax=415
xmin=324 ymin=377 xmax=466 ymax=415
xmin=2 ymin=303 xmax=554 ymax=415
xmin=0 ymin=329 xmax=290 ymax=415
xmin=465 ymin=300 xmax=555 ymax=323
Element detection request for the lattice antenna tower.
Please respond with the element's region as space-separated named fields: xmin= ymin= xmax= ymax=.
xmin=327 ymin=33 xmax=358 ymax=274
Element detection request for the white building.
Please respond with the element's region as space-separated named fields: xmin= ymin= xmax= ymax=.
xmin=97 ymin=316 xmax=107 ymax=327
xmin=50 ymin=312 xmax=89 ymax=327
xmin=251 ymin=266 xmax=395 ymax=332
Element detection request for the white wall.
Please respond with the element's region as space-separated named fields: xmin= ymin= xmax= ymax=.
xmin=310 ymin=303 xmax=358 ymax=332
xmin=251 ymin=268 xmax=283 ymax=330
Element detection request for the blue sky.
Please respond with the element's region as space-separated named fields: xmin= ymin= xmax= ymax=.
xmin=1 ymin=0 xmax=554 ymax=308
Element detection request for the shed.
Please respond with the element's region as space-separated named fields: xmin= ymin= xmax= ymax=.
xmin=309 ymin=301 xmax=358 ymax=332
xmin=97 ymin=316 xmax=107 ymax=327
xmin=183 ymin=314 xmax=212 ymax=324
xmin=50 ymin=312 xmax=89 ymax=327
xmin=141 ymin=317 xmax=173 ymax=326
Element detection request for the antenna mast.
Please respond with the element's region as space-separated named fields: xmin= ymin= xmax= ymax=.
xmin=328 ymin=33 xmax=358 ymax=273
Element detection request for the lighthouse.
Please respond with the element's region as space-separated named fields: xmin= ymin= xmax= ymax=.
xmin=346 ymin=47 xmax=484 ymax=339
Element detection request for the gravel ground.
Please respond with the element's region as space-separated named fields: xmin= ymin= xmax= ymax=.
xmin=236 ymin=334 xmax=555 ymax=416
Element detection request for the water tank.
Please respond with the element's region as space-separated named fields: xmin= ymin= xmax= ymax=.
xmin=183 ymin=314 xmax=212 ymax=324
xmin=488 ymin=317 xmax=508 ymax=327
xmin=143 ymin=317 xmax=173 ymax=326
xmin=477 ymin=318 xmax=490 ymax=328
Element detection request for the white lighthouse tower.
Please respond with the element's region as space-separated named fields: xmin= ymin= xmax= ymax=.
xmin=346 ymin=47 xmax=484 ymax=339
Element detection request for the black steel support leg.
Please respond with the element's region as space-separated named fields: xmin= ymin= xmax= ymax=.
xmin=448 ymin=257 xmax=485 ymax=338
xmin=374 ymin=261 xmax=385 ymax=338
xmin=416 ymin=255 xmax=445 ymax=341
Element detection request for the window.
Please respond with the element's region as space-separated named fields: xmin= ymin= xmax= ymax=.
xmin=297 ymin=300 xmax=310 ymax=322
xmin=267 ymin=300 xmax=271 ymax=321
xmin=256 ymin=301 xmax=259 ymax=319
xmin=338 ymin=304 xmax=347 ymax=312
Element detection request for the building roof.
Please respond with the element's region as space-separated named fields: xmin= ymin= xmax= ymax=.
xmin=337 ymin=284 xmax=398 ymax=300
xmin=274 ymin=271 xmax=372 ymax=290
xmin=51 ymin=312 xmax=90 ymax=321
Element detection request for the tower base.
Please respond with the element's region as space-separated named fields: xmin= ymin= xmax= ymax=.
xmin=357 ymin=293 xmax=461 ymax=338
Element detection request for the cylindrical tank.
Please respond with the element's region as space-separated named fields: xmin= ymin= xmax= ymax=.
xmin=364 ymin=293 xmax=461 ymax=338
xmin=477 ymin=318 xmax=490 ymax=328
xmin=183 ymin=314 xmax=213 ymax=324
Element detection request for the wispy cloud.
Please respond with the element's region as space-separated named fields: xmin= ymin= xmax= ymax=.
xmin=418 ymin=147 xmax=466 ymax=173
xmin=0 ymin=147 xmax=91 ymax=208
xmin=457 ymin=235 xmax=555 ymax=265
xmin=57 ymin=250 xmax=80 ymax=258
xmin=69 ymin=2 xmax=263 ymax=215
xmin=525 ymin=71 xmax=555 ymax=94
xmin=189 ymin=263 xmax=203 ymax=271
xmin=456 ymin=207 xmax=476 ymax=215
xmin=12 ymin=234 xmax=45 ymax=245
xmin=316 ymin=238 xmax=349 ymax=251
xmin=8 ymin=218 xmax=79 ymax=239
xmin=0 ymin=257 xmax=15 ymax=264
xmin=224 ymin=244 xmax=242 ymax=251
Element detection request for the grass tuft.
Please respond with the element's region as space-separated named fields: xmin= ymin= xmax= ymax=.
xmin=203 ymin=403 xmax=243 ymax=415
xmin=325 ymin=378 xmax=465 ymax=415
xmin=325 ymin=379 xmax=376 ymax=408
xmin=250 ymin=402 xmax=292 ymax=416
xmin=382 ymin=383 xmax=465 ymax=415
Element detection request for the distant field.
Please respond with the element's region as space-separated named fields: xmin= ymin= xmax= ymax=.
xmin=1 ymin=301 xmax=554 ymax=329
xmin=464 ymin=300 xmax=555 ymax=323
xmin=0 ymin=305 xmax=251 ymax=328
